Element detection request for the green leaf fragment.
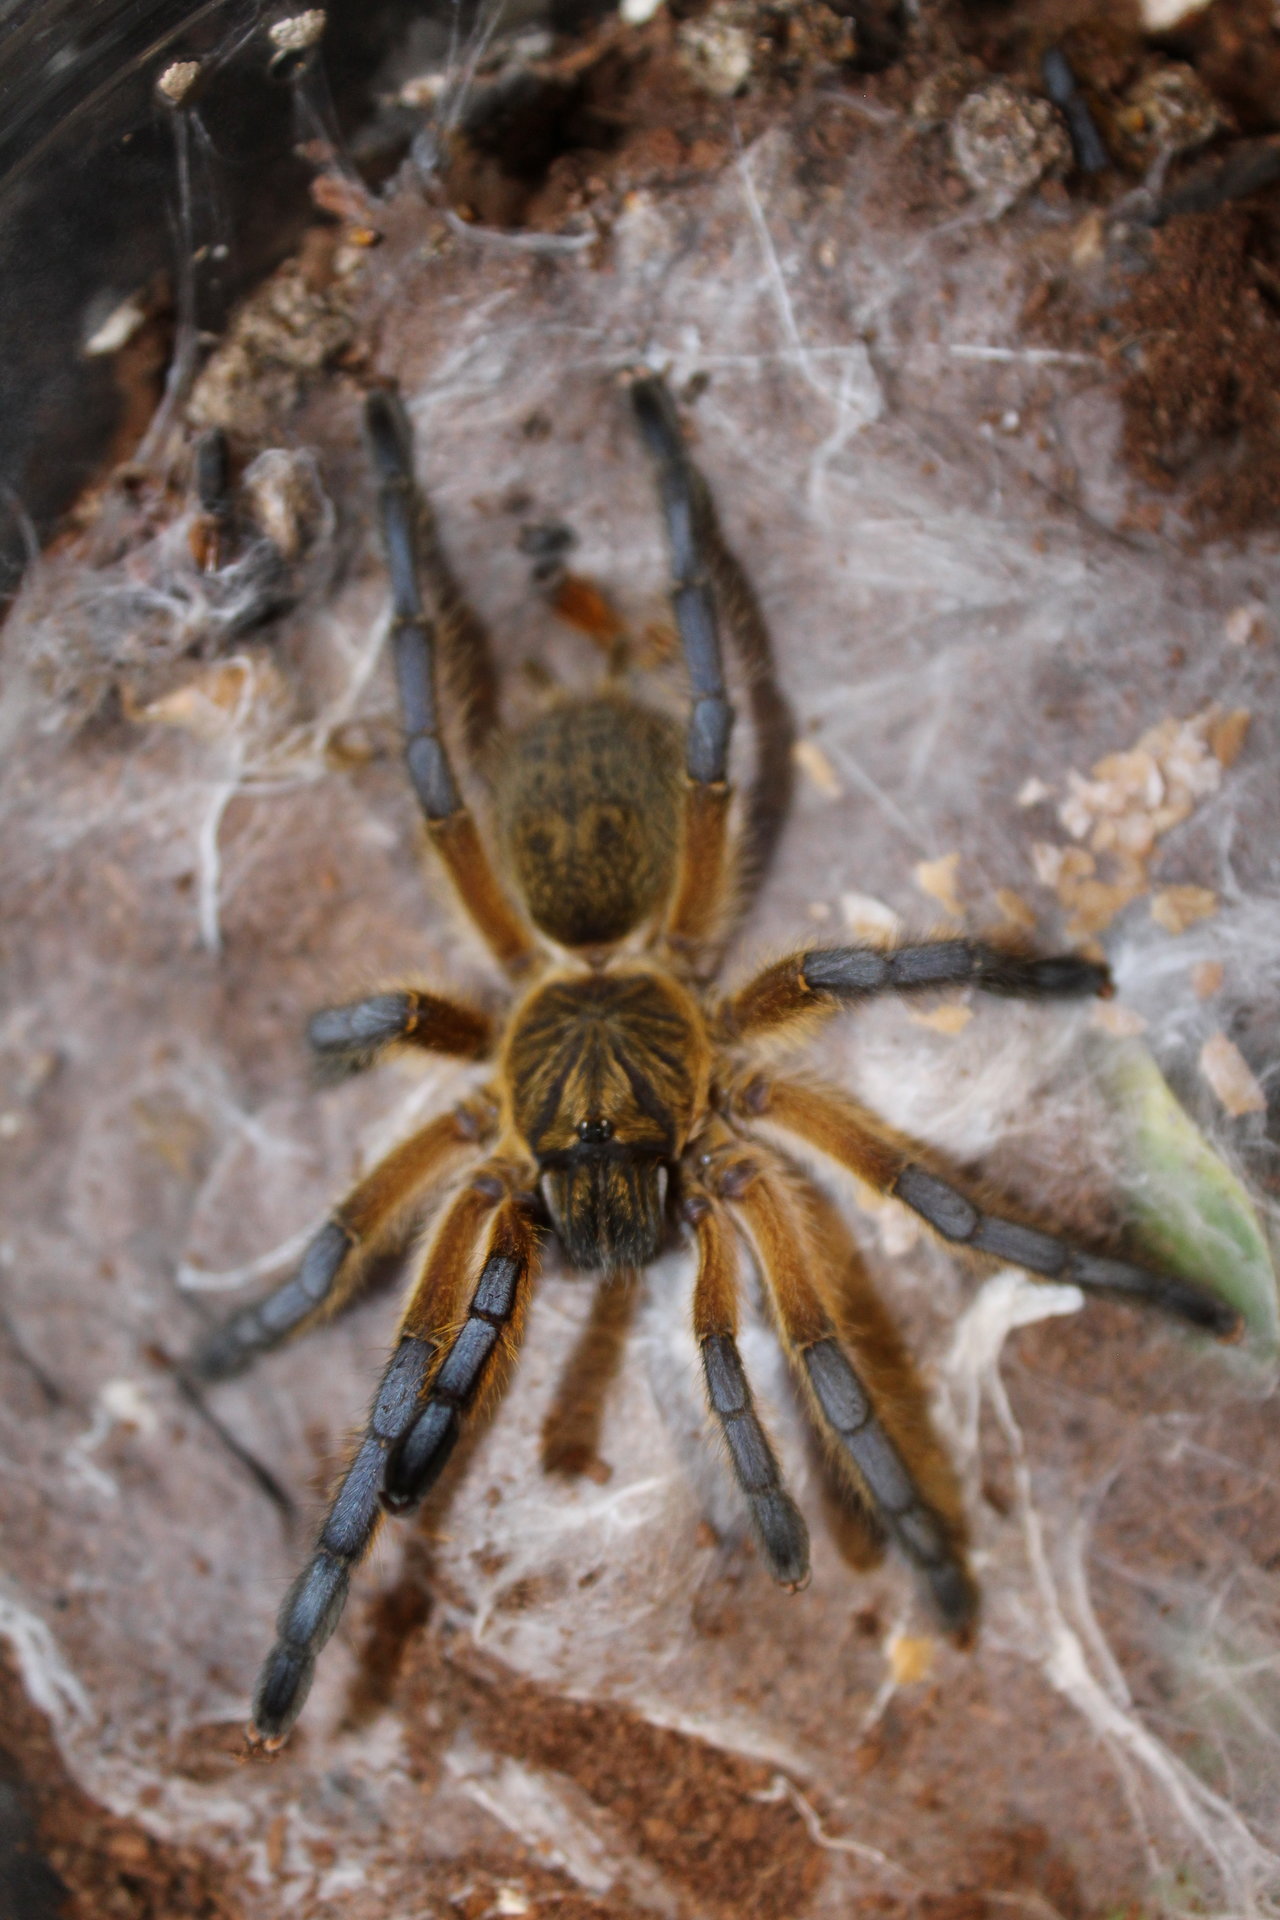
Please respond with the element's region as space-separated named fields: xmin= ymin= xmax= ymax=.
xmin=1090 ymin=1035 xmax=1277 ymax=1343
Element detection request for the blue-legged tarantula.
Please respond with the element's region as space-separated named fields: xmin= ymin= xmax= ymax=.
xmin=194 ymin=373 xmax=1239 ymax=1748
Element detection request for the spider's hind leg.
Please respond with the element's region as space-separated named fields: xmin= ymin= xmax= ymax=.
xmin=686 ymin=1190 xmax=810 ymax=1589
xmin=712 ymin=1148 xmax=976 ymax=1631
xmin=742 ymin=1074 xmax=1243 ymax=1339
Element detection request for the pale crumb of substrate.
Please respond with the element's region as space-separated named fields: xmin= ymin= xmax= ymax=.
xmin=1225 ymin=602 xmax=1268 ymax=647
xmin=1071 ymin=211 xmax=1106 ymax=269
xmin=1140 ymin=0 xmax=1212 ymax=29
xmin=131 ymin=658 xmax=291 ymax=741
xmin=156 ymin=60 xmax=200 ymax=105
xmin=242 ymin=447 xmax=326 ymax=560
xmin=398 ymin=72 xmax=449 ymax=108
xmin=621 ymin=0 xmax=664 ymax=22
xmin=994 ymin=887 xmax=1037 ymax=934
xmin=1150 ymin=885 xmax=1218 ymax=935
xmin=1031 ymin=841 xmax=1067 ymax=889
xmin=1017 ymin=775 xmax=1053 ymax=810
xmin=841 ymin=890 xmax=901 ymax=940
xmin=100 ymin=1379 xmax=159 ymax=1436
xmin=913 ymin=852 xmax=962 ymax=918
xmin=332 ymin=242 xmax=373 ymax=278
xmin=887 ymin=1632 xmax=935 ymax=1686
xmin=849 ymin=1181 xmax=921 ymax=1255
xmin=1199 ymin=1033 xmax=1266 ymax=1118
xmin=806 ymin=900 xmax=832 ymax=922
xmin=0 ymin=1112 xmax=22 ymax=1139
xmin=1090 ymin=1001 xmax=1147 ymax=1038
xmin=906 ymin=1003 xmax=973 ymax=1036
xmin=677 ymin=7 xmax=754 ymax=98
xmin=84 ymin=294 xmax=147 ymax=357
xmin=494 ymin=1891 xmax=532 ymax=1917
xmin=793 ymin=738 xmax=842 ymax=799
xmin=1192 ymin=959 xmax=1225 ymax=1000
xmin=270 ymin=11 xmax=326 ymax=52
xmin=950 ymin=81 xmax=1071 ymax=210
xmin=1120 ymin=63 xmax=1228 ymax=158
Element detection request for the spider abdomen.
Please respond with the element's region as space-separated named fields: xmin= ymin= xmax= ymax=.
xmin=493 ymin=695 xmax=683 ymax=949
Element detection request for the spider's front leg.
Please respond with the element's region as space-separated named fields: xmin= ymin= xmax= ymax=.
xmin=251 ymin=1163 xmax=540 ymax=1747
xmin=365 ymin=388 xmax=538 ymax=978
xmin=726 ymin=938 xmax=1111 ymax=1043
xmin=631 ymin=374 xmax=735 ymax=960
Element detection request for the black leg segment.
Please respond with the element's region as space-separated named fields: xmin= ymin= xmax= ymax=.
xmin=383 ymin=1232 xmax=535 ymax=1513
xmin=892 ymin=1163 xmax=1243 ymax=1337
xmin=702 ymin=1332 xmax=810 ymax=1588
xmin=192 ymin=1219 xmax=356 ymax=1380
xmin=365 ymin=388 xmax=462 ymax=821
xmin=802 ymin=1337 xmax=974 ymax=1629
xmin=631 ymin=375 xmax=733 ymax=786
xmin=251 ymin=1332 xmax=432 ymax=1746
xmin=307 ymin=988 xmax=492 ymax=1079
xmin=802 ymin=941 xmax=1111 ymax=1002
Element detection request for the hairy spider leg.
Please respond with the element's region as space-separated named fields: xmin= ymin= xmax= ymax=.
xmin=190 ymin=426 xmax=233 ymax=572
xmin=252 ymin=1329 xmax=432 ymax=1747
xmin=307 ymin=985 xmax=493 ymax=1080
xmin=727 ymin=939 xmax=1112 ymax=1042
xmin=701 ymin=505 xmax=795 ymax=925
xmin=743 ymin=1074 xmax=1243 ymax=1338
xmin=794 ymin=1173 xmax=969 ymax=1567
xmin=686 ymin=1191 xmax=811 ymax=1587
xmin=715 ymin=1151 xmax=976 ymax=1630
xmin=540 ymin=1271 xmax=639 ymax=1477
xmin=365 ymin=388 xmax=538 ymax=978
xmin=249 ymin=1164 xmax=520 ymax=1745
xmin=630 ymin=374 xmax=735 ymax=961
xmin=406 ymin=453 xmax=501 ymax=766
xmin=192 ymin=1098 xmax=495 ymax=1380
xmin=382 ymin=1192 xmax=541 ymax=1512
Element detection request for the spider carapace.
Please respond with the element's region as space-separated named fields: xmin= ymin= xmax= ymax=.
xmin=193 ymin=373 xmax=1241 ymax=1749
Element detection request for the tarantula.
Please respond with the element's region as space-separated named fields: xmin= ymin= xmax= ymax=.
xmin=194 ymin=373 xmax=1239 ymax=1748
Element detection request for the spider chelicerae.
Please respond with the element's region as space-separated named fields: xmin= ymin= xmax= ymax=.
xmin=194 ymin=372 xmax=1240 ymax=1749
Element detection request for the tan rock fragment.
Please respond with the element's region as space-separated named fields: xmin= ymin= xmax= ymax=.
xmin=1191 ymin=960 xmax=1224 ymax=1000
xmin=906 ymin=1003 xmax=973 ymax=1036
xmin=1091 ymin=1001 xmax=1147 ymax=1037
xmin=888 ymin=1632 xmax=935 ymax=1685
xmin=994 ymin=888 xmax=1037 ymax=934
xmin=1150 ymin=886 xmax=1218 ymax=934
xmin=1200 ymin=1034 xmax=1266 ymax=1117
xmin=841 ymin=891 xmax=901 ymax=941
xmin=1210 ymin=708 xmax=1250 ymax=768
xmin=793 ymin=738 xmax=842 ymax=798
xmin=914 ymin=852 xmax=963 ymax=917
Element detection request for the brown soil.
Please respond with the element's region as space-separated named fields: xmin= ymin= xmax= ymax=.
xmin=0 ymin=1651 xmax=244 ymax=1920
xmin=1114 ymin=205 xmax=1280 ymax=536
xmin=400 ymin=1633 xmax=825 ymax=1919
